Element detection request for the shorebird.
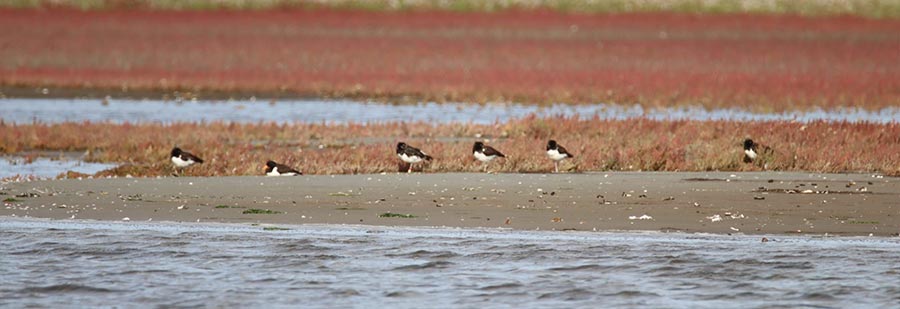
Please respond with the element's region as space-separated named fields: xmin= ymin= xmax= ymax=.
xmin=396 ymin=142 xmax=433 ymax=173
xmin=743 ymin=139 xmax=759 ymax=163
xmin=546 ymin=140 xmax=573 ymax=173
xmin=743 ymin=138 xmax=772 ymax=164
xmin=473 ymin=141 xmax=505 ymax=172
xmin=265 ymin=160 xmax=302 ymax=176
xmin=170 ymin=147 xmax=203 ymax=176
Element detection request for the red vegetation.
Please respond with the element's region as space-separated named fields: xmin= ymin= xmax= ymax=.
xmin=1 ymin=9 xmax=899 ymax=110
xmin=1 ymin=118 xmax=899 ymax=177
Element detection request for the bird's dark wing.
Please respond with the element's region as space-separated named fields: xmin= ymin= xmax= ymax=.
xmin=181 ymin=152 xmax=204 ymax=163
xmin=277 ymin=163 xmax=302 ymax=175
xmin=557 ymin=144 xmax=573 ymax=158
xmin=483 ymin=146 xmax=505 ymax=158
xmin=403 ymin=145 xmax=433 ymax=161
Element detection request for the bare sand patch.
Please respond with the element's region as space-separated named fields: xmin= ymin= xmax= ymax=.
xmin=2 ymin=172 xmax=897 ymax=236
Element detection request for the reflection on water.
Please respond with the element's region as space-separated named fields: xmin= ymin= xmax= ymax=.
xmin=2 ymin=218 xmax=899 ymax=307
xmin=0 ymin=157 xmax=116 ymax=178
xmin=2 ymin=99 xmax=898 ymax=124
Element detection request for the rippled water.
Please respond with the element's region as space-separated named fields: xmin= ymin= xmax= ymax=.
xmin=2 ymin=99 xmax=898 ymax=124
xmin=2 ymin=218 xmax=898 ymax=308
xmin=0 ymin=157 xmax=116 ymax=178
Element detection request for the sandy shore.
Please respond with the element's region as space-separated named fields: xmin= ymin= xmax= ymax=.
xmin=2 ymin=172 xmax=897 ymax=236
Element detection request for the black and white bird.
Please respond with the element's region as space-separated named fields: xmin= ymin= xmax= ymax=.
xmin=396 ymin=142 xmax=433 ymax=173
xmin=743 ymin=138 xmax=759 ymax=163
xmin=265 ymin=160 xmax=302 ymax=176
xmin=473 ymin=141 xmax=505 ymax=172
xmin=546 ymin=140 xmax=573 ymax=173
xmin=170 ymin=147 xmax=203 ymax=175
xmin=743 ymin=138 xmax=774 ymax=164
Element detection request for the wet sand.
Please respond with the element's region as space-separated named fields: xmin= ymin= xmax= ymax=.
xmin=2 ymin=172 xmax=897 ymax=236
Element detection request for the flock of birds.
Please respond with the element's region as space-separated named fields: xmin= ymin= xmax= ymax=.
xmin=170 ymin=138 xmax=765 ymax=176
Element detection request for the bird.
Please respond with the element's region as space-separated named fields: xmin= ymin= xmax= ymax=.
xmin=170 ymin=147 xmax=203 ymax=176
xmin=265 ymin=160 xmax=302 ymax=176
xmin=396 ymin=142 xmax=433 ymax=173
xmin=743 ymin=138 xmax=772 ymax=164
xmin=743 ymin=138 xmax=759 ymax=163
xmin=473 ymin=141 xmax=505 ymax=172
xmin=546 ymin=140 xmax=574 ymax=173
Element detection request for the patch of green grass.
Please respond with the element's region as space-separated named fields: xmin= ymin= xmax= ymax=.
xmin=328 ymin=192 xmax=355 ymax=197
xmin=263 ymin=226 xmax=290 ymax=231
xmin=847 ymin=220 xmax=879 ymax=225
xmin=242 ymin=208 xmax=282 ymax=215
xmin=336 ymin=207 xmax=366 ymax=210
xmin=215 ymin=205 xmax=244 ymax=209
xmin=379 ymin=212 xmax=416 ymax=218
xmin=3 ymin=197 xmax=19 ymax=203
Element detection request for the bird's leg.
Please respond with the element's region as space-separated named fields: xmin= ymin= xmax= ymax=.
xmin=407 ymin=163 xmax=413 ymax=174
xmin=554 ymin=161 xmax=559 ymax=173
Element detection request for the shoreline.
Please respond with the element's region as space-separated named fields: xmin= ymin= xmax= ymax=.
xmin=2 ymin=172 xmax=897 ymax=237
xmin=5 ymin=216 xmax=899 ymax=242
xmin=0 ymin=85 xmax=378 ymax=103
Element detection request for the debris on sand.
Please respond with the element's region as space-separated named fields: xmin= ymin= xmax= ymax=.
xmin=753 ymin=187 xmax=871 ymax=195
xmin=707 ymin=212 xmax=745 ymax=222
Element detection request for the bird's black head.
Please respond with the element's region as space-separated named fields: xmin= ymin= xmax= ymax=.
xmin=547 ymin=140 xmax=558 ymax=150
xmin=473 ymin=141 xmax=484 ymax=152
xmin=743 ymin=139 xmax=755 ymax=150
xmin=397 ymin=142 xmax=407 ymax=152
xmin=266 ymin=160 xmax=277 ymax=168
xmin=171 ymin=147 xmax=182 ymax=157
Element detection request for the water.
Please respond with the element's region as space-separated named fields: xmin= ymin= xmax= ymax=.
xmin=0 ymin=157 xmax=116 ymax=178
xmin=2 ymin=99 xmax=898 ymax=124
xmin=2 ymin=218 xmax=898 ymax=308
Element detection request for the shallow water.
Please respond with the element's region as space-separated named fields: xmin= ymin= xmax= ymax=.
xmin=2 ymin=218 xmax=898 ymax=308
xmin=0 ymin=157 xmax=116 ymax=178
xmin=2 ymin=99 xmax=898 ymax=124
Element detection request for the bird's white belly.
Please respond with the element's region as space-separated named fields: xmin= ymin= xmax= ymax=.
xmin=744 ymin=149 xmax=758 ymax=159
xmin=547 ymin=149 xmax=567 ymax=161
xmin=267 ymin=167 xmax=297 ymax=176
xmin=474 ymin=151 xmax=494 ymax=162
xmin=399 ymin=153 xmax=422 ymax=163
xmin=266 ymin=167 xmax=280 ymax=176
xmin=171 ymin=156 xmax=194 ymax=168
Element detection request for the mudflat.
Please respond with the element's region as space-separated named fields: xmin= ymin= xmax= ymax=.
xmin=1 ymin=172 xmax=897 ymax=236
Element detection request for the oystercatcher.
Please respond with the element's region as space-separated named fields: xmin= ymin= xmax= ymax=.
xmin=170 ymin=147 xmax=203 ymax=175
xmin=473 ymin=141 xmax=505 ymax=172
xmin=546 ymin=140 xmax=573 ymax=173
xmin=743 ymin=138 xmax=772 ymax=164
xmin=396 ymin=142 xmax=433 ymax=173
xmin=743 ymin=139 xmax=759 ymax=163
xmin=265 ymin=160 xmax=302 ymax=176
